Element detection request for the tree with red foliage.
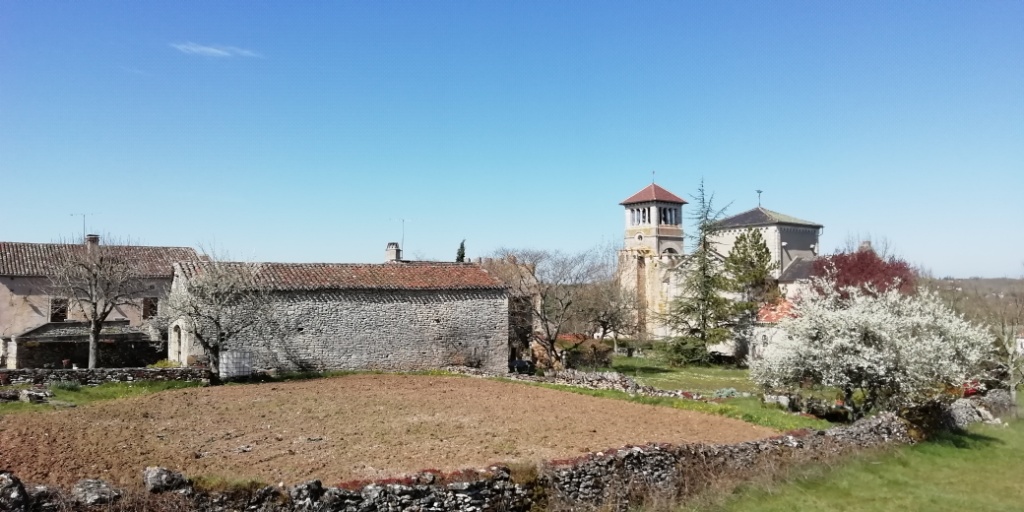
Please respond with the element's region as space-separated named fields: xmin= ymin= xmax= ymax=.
xmin=812 ymin=245 xmax=917 ymax=297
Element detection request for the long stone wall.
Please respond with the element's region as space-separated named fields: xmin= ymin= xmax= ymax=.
xmin=0 ymin=414 xmax=912 ymax=512
xmin=234 ymin=289 xmax=510 ymax=374
xmin=0 ymin=367 xmax=210 ymax=387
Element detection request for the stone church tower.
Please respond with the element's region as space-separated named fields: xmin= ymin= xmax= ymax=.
xmin=618 ymin=183 xmax=687 ymax=338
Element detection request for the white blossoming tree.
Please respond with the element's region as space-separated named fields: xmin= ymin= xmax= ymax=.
xmin=749 ymin=277 xmax=993 ymax=419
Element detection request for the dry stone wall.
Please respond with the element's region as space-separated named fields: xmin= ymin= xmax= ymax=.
xmin=0 ymin=367 xmax=209 ymax=387
xmin=0 ymin=413 xmax=912 ymax=512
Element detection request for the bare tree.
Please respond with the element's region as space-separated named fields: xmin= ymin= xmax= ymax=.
xmin=162 ymin=256 xmax=274 ymax=376
xmin=49 ymin=236 xmax=146 ymax=369
xmin=576 ymin=245 xmax=640 ymax=352
xmin=992 ymin=288 xmax=1024 ymax=407
xmin=488 ymin=248 xmax=606 ymax=368
xmin=578 ymin=278 xmax=639 ymax=352
xmin=838 ymin=232 xmax=895 ymax=259
xmin=931 ymin=269 xmax=1024 ymax=407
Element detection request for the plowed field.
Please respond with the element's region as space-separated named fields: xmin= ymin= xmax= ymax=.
xmin=0 ymin=374 xmax=776 ymax=488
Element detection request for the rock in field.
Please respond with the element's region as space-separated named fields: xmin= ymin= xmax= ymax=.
xmin=945 ymin=398 xmax=982 ymax=432
xmin=143 ymin=466 xmax=191 ymax=493
xmin=71 ymin=479 xmax=121 ymax=505
xmin=0 ymin=472 xmax=29 ymax=512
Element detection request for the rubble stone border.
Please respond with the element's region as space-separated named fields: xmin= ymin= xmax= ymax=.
xmin=0 ymin=413 xmax=913 ymax=511
xmin=0 ymin=367 xmax=210 ymax=387
xmin=8 ymin=366 xmax=1009 ymax=511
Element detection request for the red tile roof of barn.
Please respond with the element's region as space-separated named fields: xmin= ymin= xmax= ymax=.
xmin=620 ymin=183 xmax=688 ymax=205
xmin=758 ymin=299 xmax=796 ymax=323
xmin=0 ymin=241 xmax=200 ymax=278
xmin=175 ymin=261 xmax=507 ymax=292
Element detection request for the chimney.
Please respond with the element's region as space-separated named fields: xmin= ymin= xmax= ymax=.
xmin=85 ymin=234 xmax=100 ymax=252
xmin=385 ymin=242 xmax=402 ymax=262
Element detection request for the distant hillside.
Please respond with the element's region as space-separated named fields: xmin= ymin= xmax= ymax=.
xmin=925 ymin=277 xmax=1024 ymax=335
xmin=928 ymin=277 xmax=1024 ymax=296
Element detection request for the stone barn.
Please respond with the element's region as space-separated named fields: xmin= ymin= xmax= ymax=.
xmin=169 ymin=251 xmax=510 ymax=376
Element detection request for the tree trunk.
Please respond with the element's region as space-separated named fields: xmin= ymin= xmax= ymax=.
xmin=209 ymin=346 xmax=220 ymax=378
xmin=1012 ymin=386 xmax=1018 ymax=419
xmin=88 ymin=321 xmax=101 ymax=369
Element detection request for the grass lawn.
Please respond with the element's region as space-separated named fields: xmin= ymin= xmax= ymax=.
xmin=519 ymin=381 xmax=830 ymax=431
xmin=700 ymin=418 xmax=1024 ymax=512
xmin=583 ymin=355 xmax=830 ymax=431
xmin=610 ymin=355 xmax=760 ymax=394
xmin=0 ymin=380 xmax=199 ymax=415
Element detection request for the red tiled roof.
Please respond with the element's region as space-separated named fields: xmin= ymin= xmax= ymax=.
xmin=620 ymin=183 xmax=688 ymax=205
xmin=176 ymin=261 xmax=507 ymax=292
xmin=758 ymin=299 xmax=796 ymax=323
xmin=0 ymin=241 xmax=200 ymax=278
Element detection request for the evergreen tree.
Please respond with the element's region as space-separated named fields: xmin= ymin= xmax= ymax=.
xmin=664 ymin=180 xmax=738 ymax=366
xmin=724 ymin=228 xmax=781 ymax=309
xmin=456 ymin=240 xmax=466 ymax=263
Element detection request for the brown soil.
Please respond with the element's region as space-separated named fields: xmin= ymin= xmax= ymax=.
xmin=0 ymin=375 xmax=776 ymax=488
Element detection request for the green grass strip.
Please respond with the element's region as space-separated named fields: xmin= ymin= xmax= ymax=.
xmin=494 ymin=378 xmax=831 ymax=431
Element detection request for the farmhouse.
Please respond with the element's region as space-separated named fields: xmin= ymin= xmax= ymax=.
xmin=617 ymin=183 xmax=822 ymax=339
xmin=168 ymin=244 xmax=511 ymax=376
xmin=0 ymin=235 xmax=200 ymax=369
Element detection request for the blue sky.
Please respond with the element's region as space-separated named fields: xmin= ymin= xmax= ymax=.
xmin=1 ymin=1 xmax=1021 ymax=277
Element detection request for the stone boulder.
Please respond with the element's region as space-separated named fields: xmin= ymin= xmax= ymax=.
xmin=289 ymin=480 xmax=324 ymax=509
xmin=71 ymin=479 xmax=121 ymax=506
xmin=945 ymin=398 xmax=983 ymax=432
xmin=18 ymin=389 xmax=52 ymax=404
xmin=143 ymin=466 xmax=191 ymax=493
xmin=979 ymin=389 xmax=1017 ymax=418
xmin=0 ymin=472 xmax=29 ymax=512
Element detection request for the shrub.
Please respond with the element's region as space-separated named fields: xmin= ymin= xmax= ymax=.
xmin=49 ymin=380 xmax=81 ymax=392
xmin=147 ymin=359 xmax=181 ymax=368
xmin=564 ymin=340 xmax=612 ymax=369
xmin=750 ymin=278 xmax=993 ymax=419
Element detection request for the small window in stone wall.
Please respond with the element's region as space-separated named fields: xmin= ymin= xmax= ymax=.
xmin=142 ymin=297 xmax=159 ymax=319
xmin=49 ymin=298 xmax=68 ymax=322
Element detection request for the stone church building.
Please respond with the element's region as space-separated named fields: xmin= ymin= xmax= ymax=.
xmin=617 ymin=183 xmax=823 ymax=339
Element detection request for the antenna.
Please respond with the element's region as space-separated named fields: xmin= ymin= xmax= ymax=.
xmin=756 ymin=190 xmax=763 ymax=207
xmin=389 ymin=218 xmax=407 ymax=249
xmin=70 ymin=213 xmax=99 ymax=238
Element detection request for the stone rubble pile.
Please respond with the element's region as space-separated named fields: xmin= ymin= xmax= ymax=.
xmin=546 ymin=412 xmax=913 ymax=510
xmin=0 ymin=367 xmax=210 ymax=387
xmin=446 ymin=366 xmax=694 ymax=399
xmin=0 ymin=467 xmax=534 ymax=512
xmin=943 ymin=389 xmax=1016 ymax=432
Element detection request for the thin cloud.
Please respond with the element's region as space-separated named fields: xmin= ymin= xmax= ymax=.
xmin=171 ymin=42 xmax=261 ymax=58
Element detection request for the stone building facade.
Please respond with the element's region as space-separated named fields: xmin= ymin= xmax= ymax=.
xmin=169 ymin=250 xmax=510 ymax=376
xmin=707 ymin=207 xmax=822 ymax=278
xmin=616 ymin=184 xmax=822 ymax=341
xmin=617 ymin=184 xmax=689 ymax=338
xmin=0 ymin=236 xmax=200 ymax=369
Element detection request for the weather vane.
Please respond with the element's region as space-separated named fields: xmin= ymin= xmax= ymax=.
xmin=756 ymin=190 xmax=763 ymax=206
